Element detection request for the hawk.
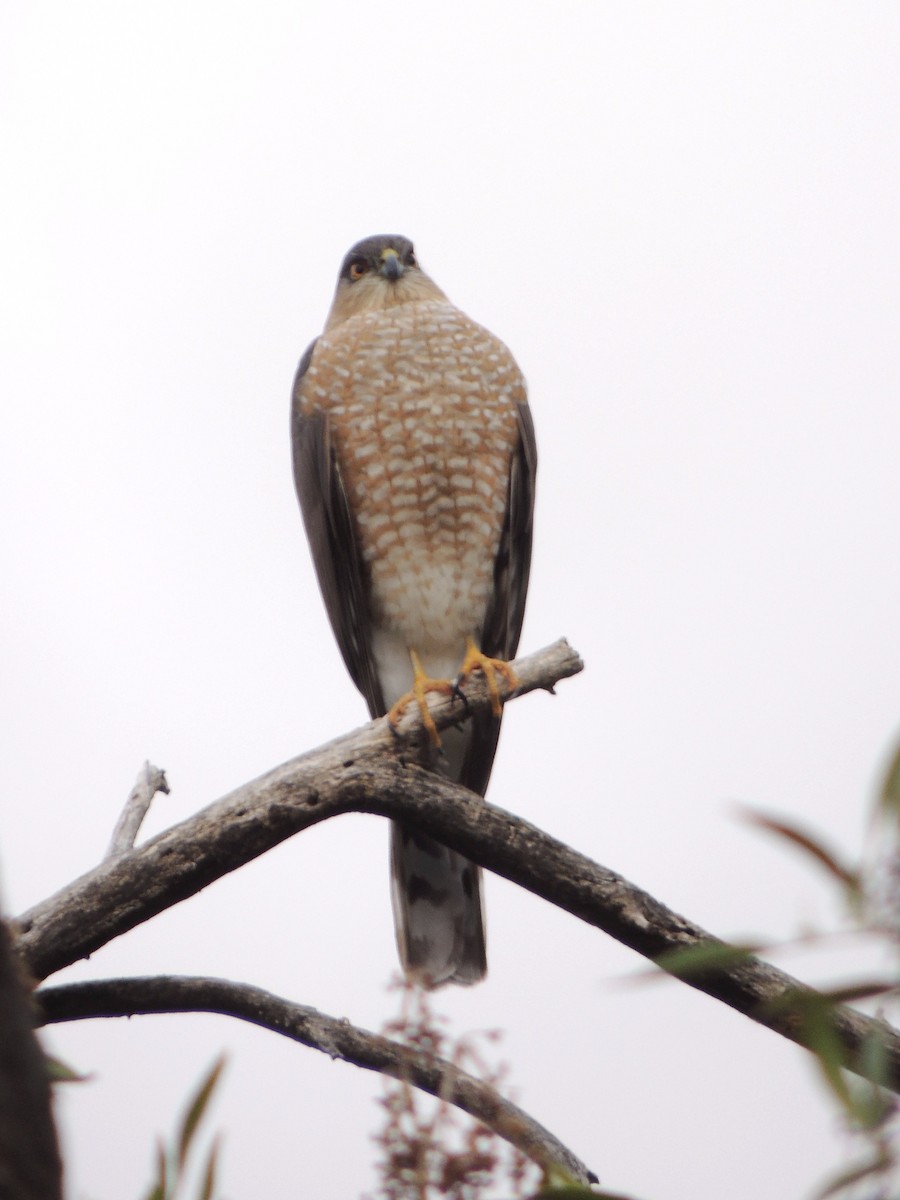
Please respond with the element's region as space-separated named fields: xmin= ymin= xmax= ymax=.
xmin=291 ymin=235 xmax=536 ymax=987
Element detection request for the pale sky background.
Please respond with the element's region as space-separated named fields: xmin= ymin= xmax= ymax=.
xmin=2 ymin=4 xmax=900 ymax=1198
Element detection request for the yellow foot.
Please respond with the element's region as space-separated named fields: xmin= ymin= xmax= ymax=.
xmin=387 ymin=650 xmax=455 ymax=746
xmin=458 ymin=637 xmax=518 ymax=717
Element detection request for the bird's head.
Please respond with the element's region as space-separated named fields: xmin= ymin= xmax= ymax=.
xmin=324 ymin=235 xmax=446 ymax=330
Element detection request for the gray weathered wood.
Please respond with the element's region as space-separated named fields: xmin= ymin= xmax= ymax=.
xmin=37 ymin=975 xmax=597 ymax=1186
xmin=105 ymin=761 xmax=170 ymax=859
xmin=14 ymin=634 xmax=900 ymax=1094
xmin=16 ymin=639 xmax=583 ymax=982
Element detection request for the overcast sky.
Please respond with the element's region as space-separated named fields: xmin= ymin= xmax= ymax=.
xmin=3 ymin=4 xmax=900 ymax=1198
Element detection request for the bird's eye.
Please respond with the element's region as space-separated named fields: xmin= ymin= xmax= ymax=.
xmin=406 ymin=251 xmax=417 ymax=267
xmin=349 ymin=258 xmax=368 ymax=281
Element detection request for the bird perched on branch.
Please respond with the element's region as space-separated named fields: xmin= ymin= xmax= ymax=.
xmin=291 ymin=234 xmax=536 ymax=987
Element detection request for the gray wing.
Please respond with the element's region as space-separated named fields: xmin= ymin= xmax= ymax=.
xmin=290 ymin=340 xmax=386 ymax=718
xmin=460 ymin=398 xmax=537 ymax=796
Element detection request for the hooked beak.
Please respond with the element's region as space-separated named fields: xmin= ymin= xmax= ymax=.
xmin=379 ymin=248 xmax=403 ymax=282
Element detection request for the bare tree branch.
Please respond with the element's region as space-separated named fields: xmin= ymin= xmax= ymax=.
xmin=105 ymin=761 xmax=170 ymax=860
xmin=15 ymin=638 xmax=582 ymax=981
xmin=35 ymin=975 xmax=597 ymax=1186
xmin=13 ymin=634 xmax=900 ymax=1094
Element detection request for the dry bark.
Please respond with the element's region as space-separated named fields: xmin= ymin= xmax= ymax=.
xmin=37 ymin=975 xmax=597 ymax=1185
xmin=12 ymin=633 xmax=900 ymax=1176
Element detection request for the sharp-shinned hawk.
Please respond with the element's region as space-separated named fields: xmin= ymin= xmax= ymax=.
xmin=291 ymin=234 xmax=536 ymax=987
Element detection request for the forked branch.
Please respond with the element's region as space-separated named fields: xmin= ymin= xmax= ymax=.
xmin=15 ymin=634 xmax=900 ymax=1097
xmin=15 ymin=639 xmax=583 ymax=982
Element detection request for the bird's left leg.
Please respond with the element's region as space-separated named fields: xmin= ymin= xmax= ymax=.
xmin=457 ymin=636 xmax=519 ymax=717
xmin=387 ymin=650 xmax=455 ymax=747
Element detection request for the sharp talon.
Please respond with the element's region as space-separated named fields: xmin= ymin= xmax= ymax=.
xmin=386 ymin=650 xmax=455 ymax=747
xmin=458 ymin=637 xmax=519 ymax=717
xmin=451 ymin=679 xmax=471 ymax=715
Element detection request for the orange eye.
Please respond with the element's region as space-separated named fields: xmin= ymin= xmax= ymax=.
xmin=349 ymin=258 xmax=367 ymax=281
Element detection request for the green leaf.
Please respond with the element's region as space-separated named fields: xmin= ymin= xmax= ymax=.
xmin=140 ymin=1139 xmax=168 ymax=1200
xmin=196 ymin=1134 xmax=220 ymax=1200
xmin=767 ymin=990 xmax=898 ymax=1132
xmin=814 ymin=1148 xmax=890 ymax=1199
xmin=807 ymin=1008 xmax=855 ymax=1114
xmin=532 ymin=1189 xmax=643 ymax=1199
xmin=738 ymin=808 xmax=860 ymax=895
xmin=879 ymin=738 xmax=900 ymax=816
xmin=540 ymin=1164 xmax=578 ymax=1189
xmin=769 ymin=991 xmax=858 ymax=1116
xmin=535 ymin=1165 xmax=642 ymax=1199
xmin=858 ymin=1026 xmax=893 ymax=1092
xmin=812 ymin=981 xmax=899 ymax=1006
xmin=177 ymin=1056 xmax=226 ymax=1171
xmin=654 ymin=941 xmax=760 ymax=979
xmin=45 ymin=1054 xmax=92 ymax=1083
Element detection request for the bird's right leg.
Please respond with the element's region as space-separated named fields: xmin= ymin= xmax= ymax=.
xmin=386 ymin=650 xmax=455 ymax=746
